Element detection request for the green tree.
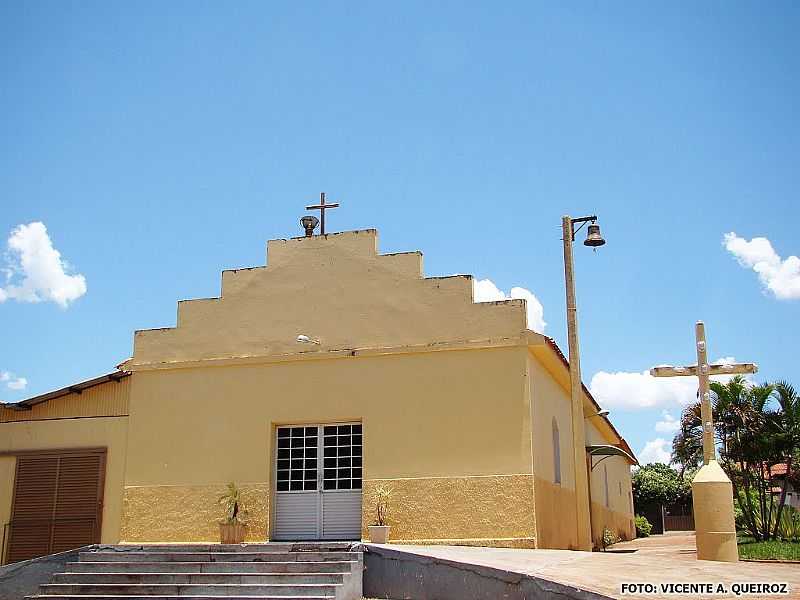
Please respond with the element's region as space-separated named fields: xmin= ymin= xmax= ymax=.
xmin=631 ymin=463 xmax=691 ymax=511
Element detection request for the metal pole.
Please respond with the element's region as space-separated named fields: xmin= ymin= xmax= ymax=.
xmin=695 ymin=321 xmax=715 ymax=465
xmin=562 ymin=215 xmax=592 ymax=551
xmin=320 ymin=193 xmax=326 ymax=235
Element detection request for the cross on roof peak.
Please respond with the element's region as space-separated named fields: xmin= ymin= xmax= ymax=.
xmin=304 ymin=192 xmax=340 ymax=236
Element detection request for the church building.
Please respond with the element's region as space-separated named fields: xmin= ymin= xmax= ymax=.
xmin=1 ymin=227 xmax=635 ymax=563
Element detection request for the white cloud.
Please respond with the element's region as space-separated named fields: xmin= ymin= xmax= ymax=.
xmin=7 ymin=377 xmax=27 ymax=390
xmin=590 ymin=369 xmax=696 ymax=410
xmin=473 ymin=278 xmax=546 ymax=333
xmin=0 ymin=222 xmax=87 ymax=308
xmin=655 ymin=410 xmax=680 ymax=433
xmin=639 ymin=438 xmax=672 ymax=465
xmin=589 ymin=356 xmax=748 ymax=410
xmin=724 ymin=232 xmax=800 ymax=300
xmin=0 ymin=371 xmax=27 ymax=391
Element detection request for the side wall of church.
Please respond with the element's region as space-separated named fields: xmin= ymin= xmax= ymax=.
xmin=529 ymin=354 xmax=635 ymax=549
xmin=120 ymin=346 xmax=538 ymax=547
xmin=529 ymin=354 xmax=580 ymax=549
xmin=586 ymin=423 xmax=636 ymax=543
xmin=0 ymin=378 xmax=131 ymax=545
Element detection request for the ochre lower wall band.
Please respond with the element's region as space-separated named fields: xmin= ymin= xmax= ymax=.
xmin=121 ymin=483 xmax=269 ymax=542
xmin=120 ymin=475 xmax=536 ymax=547
xmin=120 ymin=479 xmax=630 ymax=549
xmin=590 ymin=501 xmax=635 ymax=545
xmin=362 ymin=475 xmax=536 ymax=548
xmin=534 ymin=476 xmax=635 ymax=549
xmin=533 ymin=476 xmax=579 ymax=549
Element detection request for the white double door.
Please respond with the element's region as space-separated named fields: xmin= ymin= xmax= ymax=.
xmin=272 ymin=423 xmax=362 ymax=540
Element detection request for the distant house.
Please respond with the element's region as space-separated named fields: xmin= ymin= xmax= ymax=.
xmin=769 ymin=463 xmax=800 ymax=510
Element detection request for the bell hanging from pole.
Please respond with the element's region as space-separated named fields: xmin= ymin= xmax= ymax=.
xmin=583 ymin=222 xmax=606 ymax=247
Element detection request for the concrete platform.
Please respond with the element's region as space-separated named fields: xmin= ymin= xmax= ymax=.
xmin=365 ymin=533 xmax=800 ymax=599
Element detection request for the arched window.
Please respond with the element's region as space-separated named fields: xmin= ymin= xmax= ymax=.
xmin=604 ymin=465 xmax=610 ymax=508
xmin=552 ymin=418 xmax=561 ymax=484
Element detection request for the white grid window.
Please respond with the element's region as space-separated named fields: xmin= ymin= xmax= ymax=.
xmin=323 ymin=424 xmax=362 ymax=490
xmin=276 ymin=426 xmax=318 ymax=491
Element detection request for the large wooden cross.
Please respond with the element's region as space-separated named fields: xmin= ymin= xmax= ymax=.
xmin=306 ymin=192 xmax=339 ymax=235
xmin=650 ymin=321 xmax=757 ymax=465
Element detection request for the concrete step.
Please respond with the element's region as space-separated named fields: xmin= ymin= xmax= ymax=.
xmin=67 ymin=561 xmax=355 ymax=574
xmin=112 ymin=543 xmax=354 ymax=553
xmin=39 ymin=583 xmax=338 ymax=596
xmin=27 ymin=544 xmax=362 ymax=600
xmin=79 ymin=551 xmax=358 ymax=563
xmin=52 ymin=573 xmax=345 ymax=585
xmin=27 ymin=596 xmax=335 ymax=599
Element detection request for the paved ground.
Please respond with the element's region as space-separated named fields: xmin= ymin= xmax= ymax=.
xmin=375 ymin=533 xmax=800 ymax=599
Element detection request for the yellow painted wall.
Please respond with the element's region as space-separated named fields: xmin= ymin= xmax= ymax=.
xmin=363 ymin=475 xmax=536 ymax=548
xmin=530 ymin=353 xmax=634 ymax=549
xmin=0 ymin=416 xmax=129 ymax=543
xmin=529 ymin=355 xmax=579 ymax=549
xmin=130 ymin=230 xmax=527 ymax=367
xmin=121 ymin=347 xmax=536 ymax=544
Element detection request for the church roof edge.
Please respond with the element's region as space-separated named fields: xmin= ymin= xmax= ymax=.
xmin=275 ymin=228 xmax=378 ymax=243
xmin=1 ymin=370 xmax=131 ymax=412
xmin=541 ymin=336 xmax=636 ymax=462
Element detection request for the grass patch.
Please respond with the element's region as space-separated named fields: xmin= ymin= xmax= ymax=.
xmin=737 ymin=537 xmax=800 ymax=561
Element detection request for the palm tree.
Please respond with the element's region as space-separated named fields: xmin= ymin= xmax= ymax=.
xmin=672 ymin=376 xmax=777 ymax=540
xmin=770 ymin=382 xmax=800 ymax=539
xmin=713 ymin=377 xmax=774 ymax=540
xmin=672 ymin=401 xmax=703 ymax=472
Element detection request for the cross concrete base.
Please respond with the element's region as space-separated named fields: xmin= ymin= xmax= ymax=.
xmin=691 ymin=459 xmax=739 ymax=562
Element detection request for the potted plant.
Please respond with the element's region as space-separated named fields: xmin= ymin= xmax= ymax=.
xmin=367 ymin=486 xmax=392 ymax=543
xmin=600 ymin=526 xmax=620 ymax=551
xmin=218 ymin=482 xmax=248 ymax=544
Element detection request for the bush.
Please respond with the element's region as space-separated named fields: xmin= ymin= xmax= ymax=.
xmin=734 ymin=498 xmax=746 ymax=532
xmin=778 ymin=506 xmax=800 ymax=542
xmin=635 ymin=514 xmax=652 ymax=538
xmin=737 ymin=493 xmax=800 ymax=542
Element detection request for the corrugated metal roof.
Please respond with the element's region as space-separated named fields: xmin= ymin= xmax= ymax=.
xmin=2 ymin=371 xmax=131 ymax=411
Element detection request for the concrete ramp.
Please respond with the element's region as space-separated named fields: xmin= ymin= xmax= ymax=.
xmin=363 ymin=544 xmax=611 ymax=600
xmin=363 ymin=537 xmax=800 ymax=600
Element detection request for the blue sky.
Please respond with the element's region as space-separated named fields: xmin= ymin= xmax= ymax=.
xmin=1 ymin=1 xmax=798 ymax=464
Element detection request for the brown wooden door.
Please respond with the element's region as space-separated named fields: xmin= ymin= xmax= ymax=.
xmin=6 ymin=449 xmax=105 ymax=563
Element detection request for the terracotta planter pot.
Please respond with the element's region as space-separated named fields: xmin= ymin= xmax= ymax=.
xmin=219 ymin=522 xmax=247 ymax=544
xmin=368 ymin=525 xmax=390 ymax=543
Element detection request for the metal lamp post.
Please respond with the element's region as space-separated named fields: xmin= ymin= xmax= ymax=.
xmin=562 ymin=214 xmax=605 ymax=551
